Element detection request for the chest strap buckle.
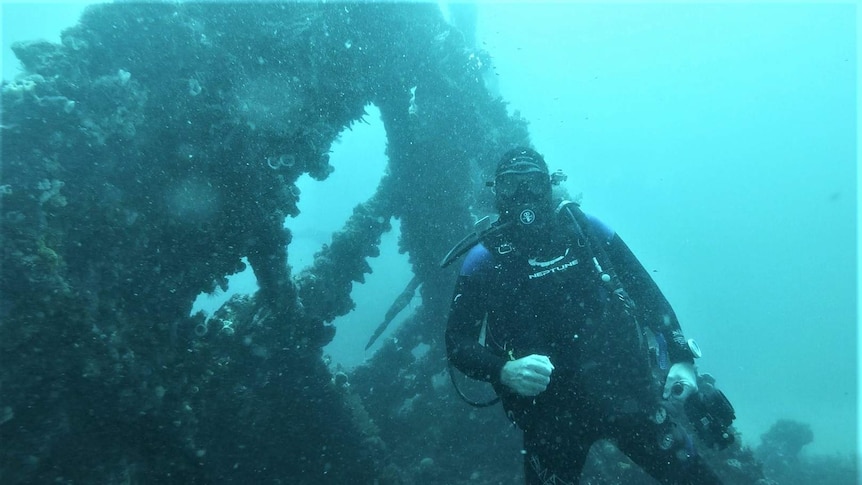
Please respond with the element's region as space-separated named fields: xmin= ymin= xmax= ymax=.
xmin=497 ymin=242 xmax=514 ymax=255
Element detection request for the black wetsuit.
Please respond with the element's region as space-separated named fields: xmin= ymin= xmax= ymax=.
xmin=445 ymin=212 xmax=722 ymax=485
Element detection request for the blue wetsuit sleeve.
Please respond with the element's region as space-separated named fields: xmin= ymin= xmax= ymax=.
xmin=459 ymin=243 xmax=491 ymax=277
xmin=592 ymin=221 xmax=694 ymax=365
xmin=445 ymin=245 xmax=509 ymax=384
xmin=585 ymin=213 xmax=615 ymax=243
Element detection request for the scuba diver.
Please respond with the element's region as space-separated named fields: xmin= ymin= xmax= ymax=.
xmin=444 ymin=147 xmax=733 ymax=484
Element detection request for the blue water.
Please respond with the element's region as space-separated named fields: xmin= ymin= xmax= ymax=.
xmin=3 ymin=1 xmax=856 ymax=459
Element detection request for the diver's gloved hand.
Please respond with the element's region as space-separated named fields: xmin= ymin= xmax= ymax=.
xmin=500 ymin=354 xmax=554 ymax=397
xmin=663 ymin=362 xmax=698 ymax=401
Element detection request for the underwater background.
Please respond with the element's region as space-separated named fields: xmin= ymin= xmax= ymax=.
xmin=1 ymin=1 xmax=857 ymax=484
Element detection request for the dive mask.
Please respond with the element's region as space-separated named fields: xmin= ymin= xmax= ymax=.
xmin=493 ymin=172 xmax=550 ymax=198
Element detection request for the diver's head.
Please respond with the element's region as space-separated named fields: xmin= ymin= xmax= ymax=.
xmin=493 ymin=147 xmax=553 ymax=230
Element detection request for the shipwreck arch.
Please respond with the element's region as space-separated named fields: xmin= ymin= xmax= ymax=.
xmin=1 ymin=3 xmax=528 ymax=482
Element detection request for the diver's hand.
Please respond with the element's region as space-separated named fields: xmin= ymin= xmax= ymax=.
xmin=663 ymin=362 xmax=698 ymax=401
xmin=500 ymin=354 xmax=554 ymax=397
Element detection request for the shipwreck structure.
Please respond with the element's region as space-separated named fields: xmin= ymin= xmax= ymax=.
xmin=1 ymin=3 xmax=769 ymax=483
